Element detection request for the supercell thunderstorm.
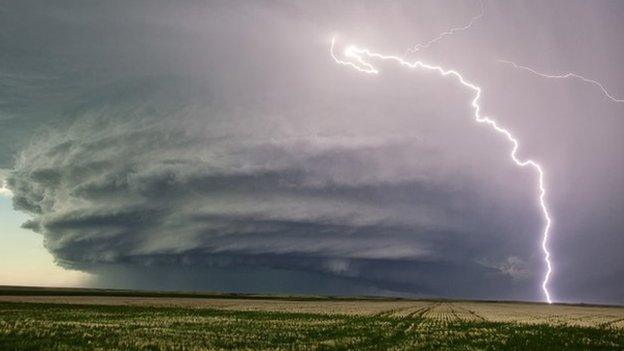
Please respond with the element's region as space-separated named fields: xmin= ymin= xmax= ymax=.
xmin=4 ymin=1 xmax=624 ymax=304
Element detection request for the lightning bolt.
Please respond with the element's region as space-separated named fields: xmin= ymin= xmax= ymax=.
xmin=406 ymin=0 xmax=484 ymax=56
xmin=499 ymin=59 xmax=624 ymax=103
xmin=331 ymin=38 xmax=554 ymax=304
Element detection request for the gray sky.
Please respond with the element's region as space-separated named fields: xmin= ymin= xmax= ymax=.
xmin=1 ymin=0 xmax=623 ymax=304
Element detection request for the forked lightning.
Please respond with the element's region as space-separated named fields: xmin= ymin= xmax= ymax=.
xmin=499 ymin=59 xmax=624 ymax=104
xmin=331 ymin=38 xmax=554 ymax=304
xmin=406 ymin=0 xmax=484 ymax=56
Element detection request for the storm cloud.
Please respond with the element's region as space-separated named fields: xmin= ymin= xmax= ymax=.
xmin=2 ymin=0 xmax=623 ymax=303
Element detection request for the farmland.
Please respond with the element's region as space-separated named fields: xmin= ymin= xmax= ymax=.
xmin=1 ymin=287 xmax=623 ymax=350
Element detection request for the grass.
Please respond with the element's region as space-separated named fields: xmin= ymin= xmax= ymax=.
xmin=0 ymin=285 xmax=351 ymax=301
xmin=1 ymin=302 xmax=623 ymax=350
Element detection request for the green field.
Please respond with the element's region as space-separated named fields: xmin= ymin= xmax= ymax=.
xmin=1 ymin=301 xmax=623 ymax=350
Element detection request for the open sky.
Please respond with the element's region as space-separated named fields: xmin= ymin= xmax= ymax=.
xmin=1 ymin=0 xmax=623 ymax=304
